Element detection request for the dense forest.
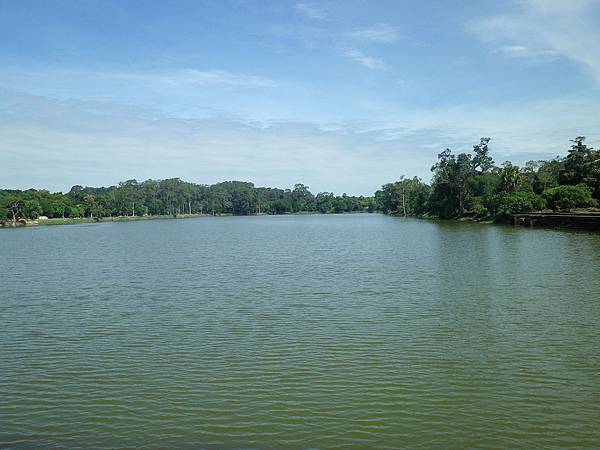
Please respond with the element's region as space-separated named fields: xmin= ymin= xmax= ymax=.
xmin=0 ymin=179 xmax=377 ymax=222
xmin=1 ymin=136 xmax=599 ymax=225
xmin=376 ymin=136 xmax=600 ymax=220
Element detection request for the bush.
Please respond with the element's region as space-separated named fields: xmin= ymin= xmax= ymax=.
xmin=542 ymin=184 xmax=598 ymax=210
xmin=495 ymin=191 xmax=546 ymax=216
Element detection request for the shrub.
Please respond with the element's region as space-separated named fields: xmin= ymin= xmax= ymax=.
xmin=542 ymin=184 xmax=598 ymax=210
xmin=496 ymin=191 xmax=546 ymax=216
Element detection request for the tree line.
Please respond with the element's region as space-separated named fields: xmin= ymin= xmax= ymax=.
xmin=376 ymin=136 xmax=600 ymax=219
xmin=2 ymin=136 xmax=599 ymax=224
xmin=0 ymin=179 xmax=377 ymax=223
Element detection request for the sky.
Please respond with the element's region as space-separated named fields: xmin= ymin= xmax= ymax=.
xmin=1 ymin=0 xmax=600 ymax=195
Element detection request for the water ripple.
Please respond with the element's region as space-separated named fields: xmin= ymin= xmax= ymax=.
xmin=1 ymin=215 xmax=600 ymax=448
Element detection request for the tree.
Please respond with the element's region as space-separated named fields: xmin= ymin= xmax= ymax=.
xmin=271 ymin=199 xmax=292 ymax=214
xmin=1 ymin=195 xmax=23 ymax=224
xmin=69 ymin=204 xmax=85 ymax=218
xmin=499 ymin=162 xmax=521 ymax=193
xmin=523 ymin=159 xmax=561 ymax=194
xmin=560 ymin=136 xmax=594 ymax=186
xmin=230 ymin=183 xmax=256 ymax=215
xmin=69 ymin=185 xmax=84 ymax=195
xmin=22 ymin=199 xmax=42 ymax=219
xmin=315 ymin=192 xmax=335 ymax=213
xmin=472 ymin=137 xmax=494 ymax=173
xmin=291 ymin=183 xmax=315 ymax=212
xmin=83 ymin=194 xmax=98 ymax=218
xmin=54 ymin=200 xmax=68 ymax=218
xmin=429 ymin=149 xmax=473 ymax=217
xmin=375 ymin=177 xmax=430 ymax=216
xmin=583 ymin=152 xmax=600 ymax=200
xmin=115 ymin=179 xmax=141 ymax=216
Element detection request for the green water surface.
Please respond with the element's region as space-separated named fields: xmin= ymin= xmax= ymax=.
xmin=1 ymin=214 xmax=600 ymax=448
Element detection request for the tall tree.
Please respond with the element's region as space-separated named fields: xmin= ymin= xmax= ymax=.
xmin=472 ymin=137 xmax=494 ymax=173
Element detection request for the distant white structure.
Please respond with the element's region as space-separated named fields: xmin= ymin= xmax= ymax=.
xmin=38 ymin=216 xmax=49 ymax=220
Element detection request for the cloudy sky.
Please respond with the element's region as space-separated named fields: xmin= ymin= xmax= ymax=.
xmin=1 ymin=0 xmax=600 ymax=194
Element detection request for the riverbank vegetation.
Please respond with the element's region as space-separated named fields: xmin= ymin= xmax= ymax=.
xmin=0 ymin=180 xmax=377 ymax=225
xmin=376 ymin=136 xmax=600 ymax=221
xmin=2 ymin=136 xmax=600 ymax=227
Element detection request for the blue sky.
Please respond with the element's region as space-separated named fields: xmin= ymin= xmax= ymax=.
xmin=1 ymin=0 xmax=600 ymax=194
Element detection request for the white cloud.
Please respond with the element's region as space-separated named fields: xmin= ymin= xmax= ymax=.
xmin=113 ymin=69 xmax=275 ymax=88
xmin=1 ymin=66 xmax=276 ymax=92
xmin=499 ymin=45 xmax=557 ymax=59
xmin=0 ymin=89 xmax=424 ymax=194
xmin=351 ymin=24 xmax=400 ymax=44
xmin=471 ymin=0 xmax=600 ymax=83
xmin=294 ymin=3 xmax=327 ymax=20
xmin=4 ymin=87 xmax=600 ymax=195
xmin=343 ymin=49 xmax=388 ymax=70
xmin=524 ymin=0 xmax=595 ymax=16
xmin=269 ymin=24 xmax=327 ymax=49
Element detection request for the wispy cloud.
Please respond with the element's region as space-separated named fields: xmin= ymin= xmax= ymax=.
xmin=470 ymin=0 xmax=600 ymax=83
xmin=294 ymin=2 xmax=327 ymax=20
xmin=351 ymin=24 xmax=400 ymax=44
xmin=343 ymin=49 xmax=388 ymax=70
xmin=0 ymin=89 xmax=428 ymax=194
xmin=3 ymin=88 xmax=600 ymax=194
xmin=499 ymin=45 xmax=557 ymax=59
xmin=269 ymin=24 xmax=327 ymax=48
xmin=2 ymin=66 xmax=276 ymax=91
xmin=114 ymin=69 xmax=275 ymax=88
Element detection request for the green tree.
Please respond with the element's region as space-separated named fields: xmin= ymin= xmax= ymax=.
xmin=22 ymin=199 xmax=42 ymax=219
xmin=1 ymin=194 xmax=23 ymax=224
xmin=83 ymin=194 xmax=97 ymax=218
xmin=560 ymin=136 xmax=594 ymax=187
xmin=291 ymin=183 xmax=315 ymax=212
xmin=472 ymin=137 xmax=494 ymax=173
xmin=375 ymin=177 xmax=430 ymax=216
xmin=499 ymin=162 xmax=521 ymax=193
xmin=522 ymin=159 xmax=561 ymax=194
xmin=429 ymin=149 xmax=473 ymax=217
xmin=69 ymin=204 xmax=85 ymax=218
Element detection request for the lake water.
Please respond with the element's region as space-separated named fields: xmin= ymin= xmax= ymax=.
xmin=1 ymin=214 xmax=600 ymax=448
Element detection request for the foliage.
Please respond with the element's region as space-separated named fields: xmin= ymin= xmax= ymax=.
xmin=380 ymin=136 xmax=600 ymax=220
xmin=542 ymin=184 xmax=598 ymax=211
xmin=522 ymin=159 xmax=561 ymax=194
xmin=499 ymin=162 xmax=521 ymax=193
xmin=495 ymin=192 xmax=546 ymax=216
xmin=427 ymin=138 xmax=495 ymax=218
xmin=0 ymin=180 xmax=375 ymax=220
xmin=4 ymin=136 xmax=600 ymax=224
xmin=374 ymin=177 xmax=430 ymax=215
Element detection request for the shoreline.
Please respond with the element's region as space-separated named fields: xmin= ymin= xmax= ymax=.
xmin=391 ymin=210 xmax=600 ymax=231
xmin=4 ymin=210 xmax=600 ymax=230
xmin=0 ymin=211 xmax=375 ymax=229
xmin=0 ymin=213 xmax=211 ymax=228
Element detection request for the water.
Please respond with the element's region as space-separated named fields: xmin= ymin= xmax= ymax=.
xmin=1 ymin=214 xmax=600 ymax=448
